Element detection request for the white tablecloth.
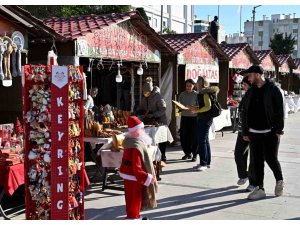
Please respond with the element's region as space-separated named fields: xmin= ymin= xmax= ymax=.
xmin=285 ymin=96 xmax=300 ymax=114
xmin=144 ymin=125 xmax=174 ymax=145
xmin=209 ymin=109 xmax=232 ymax=140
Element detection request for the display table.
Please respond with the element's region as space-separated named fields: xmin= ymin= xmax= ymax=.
xmin=0 ymin=163 xmax=24 ymax=220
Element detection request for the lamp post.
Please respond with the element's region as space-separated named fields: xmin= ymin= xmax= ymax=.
xmin=252 ymin=5 xmax=262 ymax=49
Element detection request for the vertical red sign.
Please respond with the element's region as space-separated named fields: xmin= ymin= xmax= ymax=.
xmin=51 ymin=66 xmax=69 ymax=219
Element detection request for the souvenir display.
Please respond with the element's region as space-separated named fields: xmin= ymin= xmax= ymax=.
xmin=23 ymin=64 xmax=85 ymax=220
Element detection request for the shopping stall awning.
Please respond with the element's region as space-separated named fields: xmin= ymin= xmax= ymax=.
xmin=254 ymin=50 xmax=279 ymax=72
xmin=43 ymin=11 xmax=176 ymax=62
xmin=162 ymin=32 xmax=229 ymax=62
xmin=161 ymin=32 xmax=229 ymax=83
xmin=220 ymin=43 xmax=260 ymax=69
xmin=293 ymin=58 xmax=300 ymax=74
xmin=276 ymin=54 xmax=296 ymax=73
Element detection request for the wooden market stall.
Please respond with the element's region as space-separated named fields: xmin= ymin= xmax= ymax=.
xmin=254 ymin=50 xmax=279 ymax=81
xmin=162 ymin=32 xmax=230 ymax=108
xmin=291 ymin=58 xmax=300 ymax=94
xmin=29 ymin=11 xmax=176 ymax=116
xmin=220 ymin=43 xmax=260 ymax=103
xmin=276 ymin=54 xmax=296 ymax=92
xmin=0 ymin=5 xmax=65 ymax=220
xmin=0 ymin=5 xmax=64 ymax=123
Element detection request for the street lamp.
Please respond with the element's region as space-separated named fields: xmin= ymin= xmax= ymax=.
xmin=252 ymin=5 xmax=262 ymax=49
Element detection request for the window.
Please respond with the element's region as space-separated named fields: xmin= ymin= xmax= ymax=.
xmin=148 ymin=17 xmax=151 ymax=21
xmin=273 ymin=28 xmax=275 ymax=33
xmin=293 ymin=29 xmax=298 ymax=33
xmin=277 ymin=18 xmax=279 ymax=22
xmin=163 ymin=21 xmax=166 ymax=27
xmin=258 ymin=41 xmax=263 ymax=46
xmin=258 ymin=31 xmax=263 ymax=36
xmin=293 ymin=50 xmax=297 ymax=57
xmin=277 ymin=28 xmax=279 ymax=32
xmin=293 ymin=18 xmax=299 ymax=23
xmin=153 ymin=18 xmax=157 ymax=27
xmin=273 ymin=19 xmax=275 ymax=23
xmin=258 ymin=21 xmax=263 ymax=26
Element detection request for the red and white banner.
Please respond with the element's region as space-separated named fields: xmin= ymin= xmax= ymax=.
xmin=185 ymin=63 xmax=219 ymax=83
xmin=51 ymin=66 xmax=69 ymax=219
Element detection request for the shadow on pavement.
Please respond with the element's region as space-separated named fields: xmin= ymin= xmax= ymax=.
xmin=85 ymin=185 xmax=267 ymax=220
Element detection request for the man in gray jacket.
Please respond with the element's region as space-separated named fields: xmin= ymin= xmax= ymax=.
xmin=138 ymin=77 xmax=168 ymax=161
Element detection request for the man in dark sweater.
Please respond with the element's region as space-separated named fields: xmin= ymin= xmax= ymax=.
xmin=242 ymin=65 xmax=284 ymax=200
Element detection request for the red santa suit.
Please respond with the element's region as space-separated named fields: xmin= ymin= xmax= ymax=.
xmin=119 ymin=116 xmax=156 ymax=219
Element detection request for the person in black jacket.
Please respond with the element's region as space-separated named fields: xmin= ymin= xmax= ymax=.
xmin=209 ymin=16 xmax=219 ymax=42
xmin=242 ymin=65 xmax=284 ymax=200
xmin=234 ymin=76 xmax=255 ymax=192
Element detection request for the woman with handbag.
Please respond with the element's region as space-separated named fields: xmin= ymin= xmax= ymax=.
xmin=190 ymin=76 xmax=219 ymax=171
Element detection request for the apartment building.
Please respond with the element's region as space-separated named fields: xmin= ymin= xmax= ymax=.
xmin=132 ymin=5 xmax=194 ymax=34
xmin=244 ymin=14 xmax=300 ymax=58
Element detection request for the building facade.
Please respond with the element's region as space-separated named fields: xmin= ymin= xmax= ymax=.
xmin=226 ymin=33 xmax=247 ymax=44
xmin=132 ymin=5 xmax=194 ymax=34
xmin=244 ymin=14 xmax=300 ymax=58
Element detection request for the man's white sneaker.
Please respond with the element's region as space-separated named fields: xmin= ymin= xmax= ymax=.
xmin=275 ymin=180 xmax=284 ymax=197
xmin=247 ymin=187 xmax=266 ymax=200
xmin=246 ymin=184 xmax=256 ymax=192
xmin=237 ymin=178 xmax=248 ymax=185
xmin=196 ymin=166 xmax=207 ymax=171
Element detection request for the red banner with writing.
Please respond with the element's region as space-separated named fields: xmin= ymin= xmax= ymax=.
xmin=261 ymin=55 xmax=276 ymax=71
xmin=51 ymin=66 xmax=69 ymax=219
xmin=231 ymin=50 xmax=252 ymax=69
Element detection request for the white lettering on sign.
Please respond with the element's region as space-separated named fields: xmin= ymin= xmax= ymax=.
xmin=58 ymin=132 xmax=64 ymax=141
xmin=57 ymin=149 xmax=63 ymax=158
xmin=57 ymin=97 xmax=63 ymax=107
xmin=58 ymin=115 xmax=62 ymax=124
xmin=185 ymin=64 xmax=219 ymax=83
xmin=57 ymin=183 xmax=63 ymax=192
xmin=57 ymin=166 xmax=63 ymax=176
xmin=57 ymin=200 xmax=63 ymax=210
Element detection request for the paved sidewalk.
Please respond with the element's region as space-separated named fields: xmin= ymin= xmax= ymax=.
xmin=2 ymin=112 xmax=300 ymax=220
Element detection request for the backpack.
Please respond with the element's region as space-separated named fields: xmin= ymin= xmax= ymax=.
xmin=208 ymin=93 xmax=222 ymax=118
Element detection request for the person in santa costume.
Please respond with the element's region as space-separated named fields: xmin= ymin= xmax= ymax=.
xmin=119 ymin=116 xmax=158 ymax=219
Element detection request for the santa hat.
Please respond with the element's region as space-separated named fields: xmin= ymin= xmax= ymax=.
xmin=127 ymin=116 xmax=144 ymax=133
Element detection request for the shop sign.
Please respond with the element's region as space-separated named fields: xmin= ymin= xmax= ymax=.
xmin=177 ymin=40 xmax=217 ymax=65
xmin=279 ymin=62 xmax=290 ymax=73
xmin=231 ymin=50 xmax=252 ymax=69
xmin=76 ymin=21 xmax=160 ymax=63
xmin=185 ymin=63 xmax=219 ymax=83
xmin=51 ymin=66 xmax=69 ymax=219
xmin=261 ymin=55 xmax=275 ymax=71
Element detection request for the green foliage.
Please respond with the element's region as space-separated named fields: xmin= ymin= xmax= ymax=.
xmin=20 ymin=5 xmax=62 ymax=18
xmin=270 ymin=33 xmax=296 ymax=55
xmin=19 ymin=5 xmax=131 ymax=19
xmin=162 ymin=27 xmax=176 ymax=34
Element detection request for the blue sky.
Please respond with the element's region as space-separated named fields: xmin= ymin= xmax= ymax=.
xmin=195 ymin=5 xmax=300 ymax=35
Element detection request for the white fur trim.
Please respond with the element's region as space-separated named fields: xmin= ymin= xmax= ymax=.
xmin=128 ymin=122 xmax=144 ymax=133
xmin=144 ymin=173 xmax=153 ymax=187
xmin=119 ymin=172 xmax=137 ymax=181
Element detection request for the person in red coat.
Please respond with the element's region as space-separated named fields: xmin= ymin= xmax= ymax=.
xmin=119 ymin=116 xmax=158 ymax=219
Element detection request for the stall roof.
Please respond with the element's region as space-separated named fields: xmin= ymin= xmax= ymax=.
xmin=43 ymin=11 xmax=176 ymax=54
xmin=276 ymin=54 xmax=296 ymax=68
xmin=293 ymin=58 xmax=300 ymax=68
xmin=254 ymin=50 xmax=279 ymax=66
xmin=161 ymin=32 xmax=229 ymax=61
xmin=220 ymin=43 xmax=260 ymax=64
xmin=0 ymin=5 xmax=66 ymax=42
